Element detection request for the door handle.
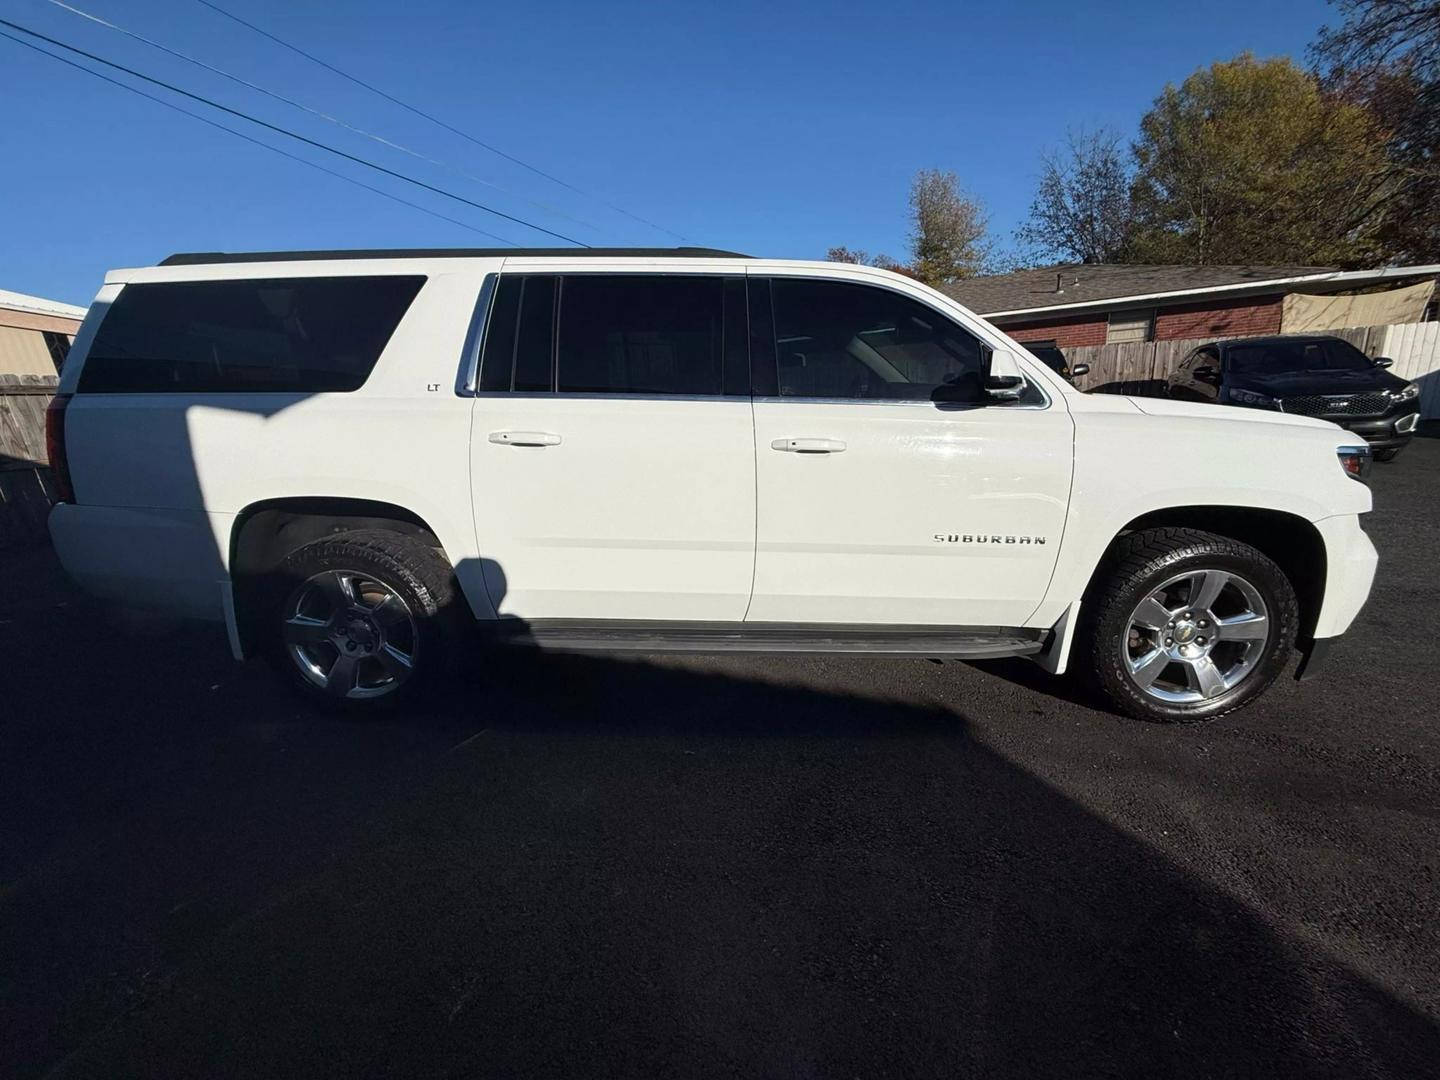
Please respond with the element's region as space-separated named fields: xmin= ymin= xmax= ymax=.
xmin=771 ymin=437 xmax=846 ymax=454
xmin=489 ymin=431 xmax=562 ymax=447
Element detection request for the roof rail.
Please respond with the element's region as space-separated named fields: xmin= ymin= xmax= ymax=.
xmin=160 ymin=247 xmax=753 ymax=266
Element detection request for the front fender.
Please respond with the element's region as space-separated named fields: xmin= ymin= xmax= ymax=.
xmin=1029 ymin=408 xmax=1370 ymax=628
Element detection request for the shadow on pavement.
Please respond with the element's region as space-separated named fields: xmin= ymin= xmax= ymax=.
xmin=2 ymin=549 xmax=1437 ymax=1079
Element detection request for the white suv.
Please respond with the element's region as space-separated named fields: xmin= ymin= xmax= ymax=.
xmin=46 ymin=248 xmax=1378 ymax=722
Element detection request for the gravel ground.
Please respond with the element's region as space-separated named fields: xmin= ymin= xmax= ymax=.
xmin=2 ymin=438 xmax=1437 ymax=1079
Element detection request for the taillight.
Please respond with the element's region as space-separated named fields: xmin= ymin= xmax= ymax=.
xmin=1337 ymin=444 xmax=1372 ymax=483
xmin=45 ymin=393 xmax=75 ymax=503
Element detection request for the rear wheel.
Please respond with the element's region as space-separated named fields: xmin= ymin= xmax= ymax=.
xmin=264 ymin=529 xmax=461 ymax=711
xmin=1081 ymin=527 xmax=1298 ymax=723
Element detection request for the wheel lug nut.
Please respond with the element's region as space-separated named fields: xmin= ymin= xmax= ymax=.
xmin=1165 ymin=637 xmax=1174 ymax=646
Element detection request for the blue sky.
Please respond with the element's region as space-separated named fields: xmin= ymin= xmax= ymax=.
xmin=2 ymin=0 xmax=1337 ymax=305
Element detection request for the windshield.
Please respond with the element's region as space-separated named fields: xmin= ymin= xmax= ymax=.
xmin=1227 ymin=338 xmax=1374 ymax=376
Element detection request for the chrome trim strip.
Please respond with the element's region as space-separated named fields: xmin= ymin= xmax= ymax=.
xmin=455 ymin=273 xmax=497 ymax=396
xmin=752 ymin=395 xmax=1051 ymax=410
xmin=472 ymin=391 xmax=747 ymax=403
xmin=469 ymin=391 xmax=1048 ymax=409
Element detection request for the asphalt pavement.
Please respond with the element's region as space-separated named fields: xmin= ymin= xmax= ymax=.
xmin=2 ymin=437 xmax=1438 ymax=1079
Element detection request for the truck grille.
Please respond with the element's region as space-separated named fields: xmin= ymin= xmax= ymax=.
xmin=1281 ymin=392 xmax=1390 ymax=418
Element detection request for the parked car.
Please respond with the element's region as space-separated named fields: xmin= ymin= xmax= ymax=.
xmin=1023 ymin=342 xmax=1088 ymax=385
xmin=1166 ymin=334 xmax=1421 ymax=461
xmin=47 ymin=248 xmax=1378 ymax=723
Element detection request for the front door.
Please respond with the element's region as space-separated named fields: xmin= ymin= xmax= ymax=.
xmin=469 ymin=272 xmax=755 ymax=621
xmin=747 ymin=274 xmax=1073 ymax=627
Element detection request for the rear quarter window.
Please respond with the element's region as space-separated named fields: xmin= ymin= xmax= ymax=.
xmin=77 ymin=275 xmax=425 ymax=393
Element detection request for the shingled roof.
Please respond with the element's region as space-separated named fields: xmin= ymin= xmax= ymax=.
xmin=940 ymin=264 xmax=1340 ymax=316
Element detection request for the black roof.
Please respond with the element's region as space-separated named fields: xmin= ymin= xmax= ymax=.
xmin=1212 ymin=334 xmax=1346 ymax=349
xmin=160 ymin=247 xmax=751 ymax=266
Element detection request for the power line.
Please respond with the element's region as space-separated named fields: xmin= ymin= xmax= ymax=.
xmin=0 ymin=16 xmax=588 ymax=246
xmin=41 ymin=0 xmax=599 ymax=235
xmin=0 ymin=28 xmax=519 ymax=245
xmin=192 ymin=0 xmax=688 ymax=242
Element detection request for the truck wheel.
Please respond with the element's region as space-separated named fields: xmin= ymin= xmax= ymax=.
xmin=264 ymin=529 xmax=461 ymax=711
xmin=1081 ymin=527 xmax=1298 ymax=723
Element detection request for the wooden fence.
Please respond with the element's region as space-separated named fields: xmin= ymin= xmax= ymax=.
xmin=0 ymin=374 xmax=59 ymax=548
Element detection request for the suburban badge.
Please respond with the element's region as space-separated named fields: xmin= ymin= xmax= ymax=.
xmin=934 ymin=533 xmax=1048 ymax=545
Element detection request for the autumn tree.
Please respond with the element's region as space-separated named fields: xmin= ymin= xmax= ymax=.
xmin=825 ymin=246 xmax=907 ymax=272
xmin=1017 ymin=128 xmax=1136 ymax=264
xmin=1128 ymin=54 xmax=1393 ymax=266
xmin=1312 ymin=0 xmax=1440 ymax=261
xmin=906 ymin=169 xmax=991 ymax=284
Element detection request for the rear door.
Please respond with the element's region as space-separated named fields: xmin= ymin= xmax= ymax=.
xmin=468 ymin=271 xmax=755 ymax=621
xmin=747 ymin=272 xmax=1073 ymax=627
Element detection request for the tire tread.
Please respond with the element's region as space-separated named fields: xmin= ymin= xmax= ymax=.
xmin=1081 ymin=526 xmax=1299 ymax=723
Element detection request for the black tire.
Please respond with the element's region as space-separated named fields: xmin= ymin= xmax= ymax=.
xmin=262 ymin=529 xmax=462 ymax=712
xmin=1374 ymin=446 xmax=1403 ymax=463
xmin=1079 ymin=527 xmax=1299 ymax=723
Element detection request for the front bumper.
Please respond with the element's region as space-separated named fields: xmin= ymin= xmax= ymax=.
xmin=1310 ymin=513 xmax=1378 ymax=640
xmin=1328 ymin=409 xmax=1419 ymax=450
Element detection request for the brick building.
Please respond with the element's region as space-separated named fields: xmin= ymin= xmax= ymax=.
xmin=941 ymin=264 xmax=1440 ymax=349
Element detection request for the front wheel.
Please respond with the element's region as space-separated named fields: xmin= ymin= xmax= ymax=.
xmin=263 ymin=529 xmax=462 ymax=711
xmin=1080 ymin=527 xmax=1299 ymax=723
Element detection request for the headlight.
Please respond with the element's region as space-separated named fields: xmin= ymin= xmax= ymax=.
xmin=1228 ymin=388 xmax=1275 ymax=407
xmin=1388 ymin=382 xmax=1419 ymax=402
xmin=1337 ymin=444 xmax=1372 ymax=482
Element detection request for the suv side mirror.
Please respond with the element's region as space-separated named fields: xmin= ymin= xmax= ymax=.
xmin=985 ymin=375 xmax=1025 ymax=399
xmin=1374 ymin=357 xmax=1394 ymax=369
xmin=985 ymin=348 xmax=1028 ymax=401
xmin=1070 ymin=363 xmax=1089 ymax=378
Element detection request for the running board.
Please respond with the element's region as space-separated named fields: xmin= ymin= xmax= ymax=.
xmin=486 ymin=620 xmax=1046 ymax=659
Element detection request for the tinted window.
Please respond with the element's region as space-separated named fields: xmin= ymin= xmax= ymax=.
xmin=477 ymin=275 xmax=558 ymax=392
xmin=478 ymin=276 xmax=523 ymax=392
xmin=1181 ymin=347 xmax=1218 ymax=371
xmin=770 ymin=279 xmax=986 ymax=402
xmin=513 ymin=277 xmax=556 ymax=392
xmin=557 ymin=276 xmax=724 ymax=395
xmin=1227 ymin=338 xmax=1372 ymax=376
xmin=79 ymin=276 xmax=424 ymax=394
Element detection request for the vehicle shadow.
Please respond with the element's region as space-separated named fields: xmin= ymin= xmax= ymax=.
xmin=964 ymin=654 xmax=1105 ymax=712
xmin=4 ymin=554 xmax=1437 ymax=1079
xmin=16 ymin=295 xmax=1438 ymax=1076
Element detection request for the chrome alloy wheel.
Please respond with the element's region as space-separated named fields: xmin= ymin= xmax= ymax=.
xmin=1121 ymin=569 xmax=1271 ymax=704
xmin=282 ymin=570 xmax=418 ymax=699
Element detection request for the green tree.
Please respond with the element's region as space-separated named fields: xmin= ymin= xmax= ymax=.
xmin=907 ymin=169 xmax=991 ymax=284
xmin=1129 ymin=54 xmax=1393 ymax=266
